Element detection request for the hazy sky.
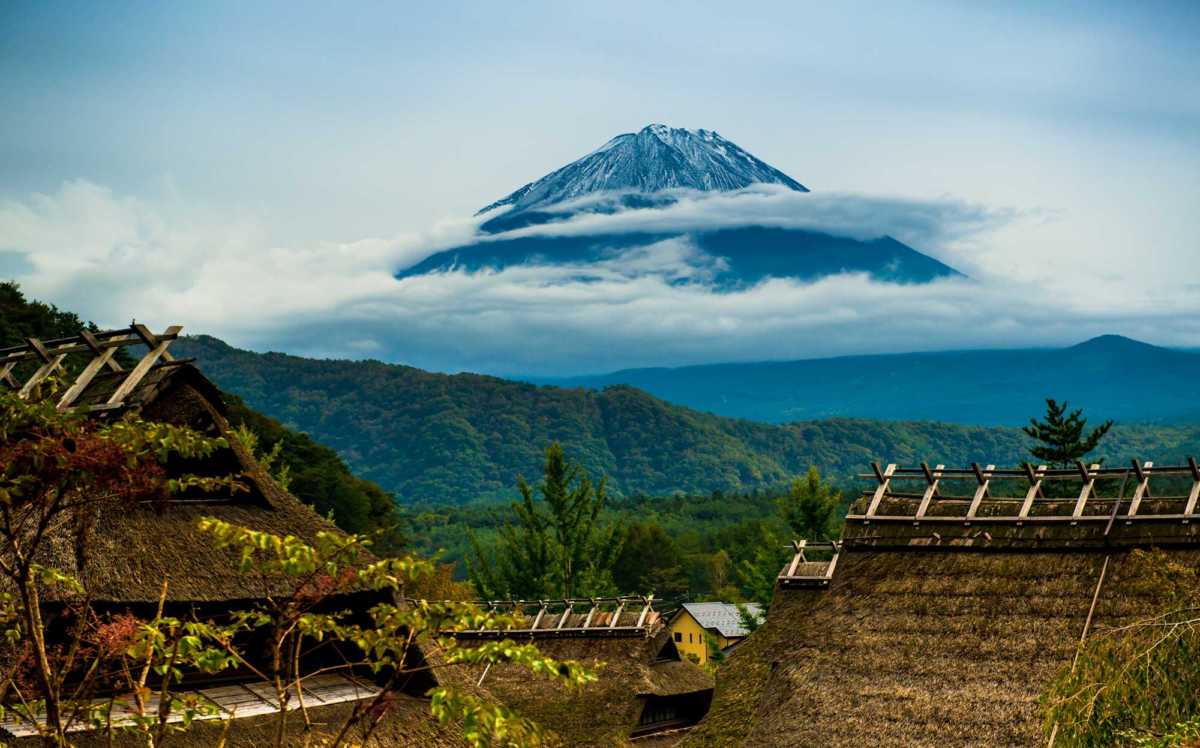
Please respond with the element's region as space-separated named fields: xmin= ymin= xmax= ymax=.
xmin=2 ymin=1 xmax=1198 ymax=373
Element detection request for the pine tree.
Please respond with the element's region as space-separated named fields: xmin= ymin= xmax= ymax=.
xmin=468 ymin=442 xmax=620 ymax=599
xmin=780 ymin=466 xmax=842 ymax=541
xmin=1022 ymin=399 xmax=1113 ymax=468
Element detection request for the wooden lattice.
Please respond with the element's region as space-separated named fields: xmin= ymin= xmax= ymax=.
xmin=851 ymin=459 xmax=1200 ymax=525
xmin=436 ymin=595 xmax=658 ymax=639
xmin=777 ymin=539 xmax=840 ymax=589
xmin=0 ymin=324 xmax=182 ymax=412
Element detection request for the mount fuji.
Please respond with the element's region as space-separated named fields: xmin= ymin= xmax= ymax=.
xmin=397 ymin=124 xmax=962 ymax=287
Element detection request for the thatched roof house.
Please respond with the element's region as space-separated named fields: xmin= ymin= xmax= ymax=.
xmin=686 ymin=460 xmax=1200 ymax=747
xmin=433 ymin=597 xmax=715 ymax=747
xmin=0 ymin=326 xmax=460 ymax=745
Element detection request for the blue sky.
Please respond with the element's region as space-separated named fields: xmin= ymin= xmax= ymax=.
xmin=1 ymin=1 xmax=1198 ymax=373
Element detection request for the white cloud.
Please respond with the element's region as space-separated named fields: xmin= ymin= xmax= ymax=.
xmin=2 ymin=179 xmax=1197 ymax=377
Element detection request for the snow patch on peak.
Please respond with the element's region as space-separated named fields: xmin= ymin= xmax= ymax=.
xmin=479 ymin=125 xmax=808 ymax=219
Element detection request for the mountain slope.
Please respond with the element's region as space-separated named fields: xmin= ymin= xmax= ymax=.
xmin=536 ymin=335 xmax=1200 ymax=425
xmin=174 ymin=335 xmax=1200 ymax=505
xmin=395 ymin=226 xmax=960 ymax=286
xmin=478 ymin=124 xmax=808 ymax=220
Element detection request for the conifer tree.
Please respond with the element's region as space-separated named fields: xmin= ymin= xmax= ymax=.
xmin=469 ymin=443 xmax=619 ymax=599
xmin=1023 ymin=399 xmax=1113 ymax=468
xmin=781 ymin=466 xmax=842 ymax=541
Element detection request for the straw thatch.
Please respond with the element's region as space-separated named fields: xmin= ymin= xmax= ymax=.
xmin=26 ymin=362 xmax=370 ymax=605
xmin=686 ymin=546 xmax=1200 ymax=747
xmin=431 ymin=618 xmax=714 ymax=747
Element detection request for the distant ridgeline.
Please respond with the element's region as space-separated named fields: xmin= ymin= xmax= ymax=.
xmin=173 ymin=334 xmax=1200 ymax=506
xmin=536 ymin=335 xmax=1200 ymax=426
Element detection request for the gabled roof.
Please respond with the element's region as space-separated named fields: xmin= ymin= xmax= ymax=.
xmin=680 ymin=602 xmax=763 ymax=639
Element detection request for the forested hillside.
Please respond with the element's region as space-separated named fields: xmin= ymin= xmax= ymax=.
xmin=174 ymin=335 xmax=1200 ymax=505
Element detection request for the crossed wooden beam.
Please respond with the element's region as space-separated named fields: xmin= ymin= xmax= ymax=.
xmin=0 ymin=324 xmax=183 ymax=412
xmin=777 ymin=539 xmax=840 ymax=588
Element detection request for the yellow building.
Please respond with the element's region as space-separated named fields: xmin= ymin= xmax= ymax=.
xmin=668 ymin=602 xmax=764 ymax=664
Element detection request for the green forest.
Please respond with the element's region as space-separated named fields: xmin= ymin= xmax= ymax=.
xmin=175 ymin=334 xmax=1200 ymax=505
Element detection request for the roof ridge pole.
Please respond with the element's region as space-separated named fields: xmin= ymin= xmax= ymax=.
xmin=1071 ymin=462 xmax=1100 ymax=523
xmin=864 ymin=463 xmax=896 ymax=521
xmin=1124 ymin=460 xmax=1153 ymax=521
xmin=964 ymin=463 xmax=995 ymax=523
xmin=1183 ymin=457 xmax=1200 ymax=521
xmin=1018 ymin=464 xmax=1047 ymax=523
xmin=582 ymin=598 xmax=598 ymax=629
xmin=556 ymin=599 xmax=572 ymax=630
xmin=103 ymin=325 xmax=183 ymax=407
xmin=914 ymin=463 xmax=944 ymax=522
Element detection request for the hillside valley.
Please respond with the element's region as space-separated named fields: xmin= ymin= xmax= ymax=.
xmin=175 ymin=335 xmax=1200 ymax=505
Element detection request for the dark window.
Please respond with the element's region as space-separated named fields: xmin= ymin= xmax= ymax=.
xmin=674 ymin=632 xmax=682 ymax=642
xmin=689 ymin=633 xmax=693 ymax=643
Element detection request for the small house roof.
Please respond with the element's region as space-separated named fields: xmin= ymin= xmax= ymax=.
xmin=680 ymin=602 xmax=763 ymax=639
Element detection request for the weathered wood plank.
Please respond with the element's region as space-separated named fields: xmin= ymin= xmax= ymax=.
xmin=104 ymin=325 xmax=183 ymax=406
xmin=965 ymin=464 xmax=995 ymax=519
xmin=864 ymin=463 xmax=896 ymax=518
xmin=914 ymin=464 xmax=945 ymax=520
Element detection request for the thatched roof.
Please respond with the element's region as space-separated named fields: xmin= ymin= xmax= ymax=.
xmin=686 ymin=460 xmax=1200 ymax=747
xmin=431 ymin=617 xmax=713 ymax=747
xmin=26 ymin=362 xmax=365 ymax=605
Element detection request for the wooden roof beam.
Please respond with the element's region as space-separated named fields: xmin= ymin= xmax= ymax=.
xmin=101 ymin=325 xmax=183 ymax=408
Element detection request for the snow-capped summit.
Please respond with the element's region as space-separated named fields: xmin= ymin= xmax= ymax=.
xmin=478 ymin=124 xmax=808 ymax=218
xmin=396 ymin=124 xmax=963 ymax=288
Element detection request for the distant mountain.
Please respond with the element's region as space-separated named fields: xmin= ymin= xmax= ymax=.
xmin=477 ymin=124 xmax=808 ymax=223
xmin=397 ymin=124 xmax=963 ymax=287
xmin=175 ymin=335 xmax=1200 ymax=505
xmin=534 ymin=335 xmax=1200 ymax=425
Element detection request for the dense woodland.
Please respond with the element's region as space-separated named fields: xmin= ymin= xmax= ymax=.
xmin=176 ymin=334 xmax=1200 ymax=505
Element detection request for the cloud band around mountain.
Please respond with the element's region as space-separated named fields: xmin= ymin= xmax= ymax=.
xmin=2 ymin=179 xmax=1197 ymax=376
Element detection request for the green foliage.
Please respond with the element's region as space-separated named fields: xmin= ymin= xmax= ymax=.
xmin=196 ymin=517 xmax=596 ymax=748
xmin=469 ymin=443 xmax=621 ymax=599
xmin=734 ymin=524 xmax=789 ymax=608
xmin=1024 ymin=398 xmax=1114 ymax=468
xmin=1042 ymin=551 xmax=1200 ymax=747
xmin=612 ymin=522 xmax=688 ymax=597
xmin=175 ymin=334 xmax=1200 ymax=505
xmin=0 ymin=383 xmax=240 ymax=744
xmin=781 ymin=466 xmax=842 ymax=541
xmin=222 ymin=394 xmax=407 ymax=554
